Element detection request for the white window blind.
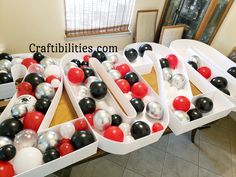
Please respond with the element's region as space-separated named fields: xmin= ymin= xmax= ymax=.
xmin=64 ymin=0 xmax=135 ymax=37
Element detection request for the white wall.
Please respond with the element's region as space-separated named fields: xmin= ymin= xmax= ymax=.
xmin=0 ymin=0 xmax=165 ymax=57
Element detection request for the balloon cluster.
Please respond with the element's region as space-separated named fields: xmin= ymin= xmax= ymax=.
xmin=172 ymin=95 xmax=213 ymax=123
xmin=124 ymin=43 xmax=152 ymax=63
xmin=0 ymin=53 xmax=13 ymax=84
xmin=187 ymin=55 xmax=231 ymax=95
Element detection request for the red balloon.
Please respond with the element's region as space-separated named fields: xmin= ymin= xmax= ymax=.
xmin=58 ymin=143 xmax=74 ymax=156
xmin=23 ymin=111 xmax=44 ymax=132
xmin=60 ymin=138 xmax=71 ymax=144
xmin=67 ymin=68 xmax=85 ymax=84
xmin=74 ymin=119 xmax=88 ymax=131
xmin=83 ymin=54 xmax=91 ymax=62
xmin=0 ymin=161 xmax=15 ymax=177
xmin=22 ymin=58 xmax=38 ymax=68
xmin=152 ymin=123 xmax=164 ymax=133
xmin=46 ymin=75 xmax=61 ymax=89
xmin=85 ymin=114 xmax=94 ymax=126
xmin=17 ymin=82 xmax=33 ymax=96
xmin=197 ymin=66 xmax=211 ymax=79
xmin=131 ymin=82 xmax=148 ymax=98
xmin=115 ymin=64 xmax=131 ymax=78
xmin=172 ymin=96 xmax=191 ymax=112
xmin=115 ymin=79 xmax=130 ymax=93
xmin=166 ymin=54 xmax=178 ymax=69
xmin=103 ymin=126 xmax=124 ymax=142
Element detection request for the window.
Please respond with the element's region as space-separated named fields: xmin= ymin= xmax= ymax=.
xmin=64 ymin=0 xmax=135 ymax=37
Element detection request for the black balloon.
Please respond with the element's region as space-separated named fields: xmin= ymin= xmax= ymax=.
xmin=195 ymin=97 xmax=213 ymax=113
xmin=160 ymin=58 xmax=170 ymax=69
xmin=0 ymin=73 xmax=13 ymax=84
xmin=35 ymin=98 xmax=51 ymax=114
xmin=43 ymin=147 xmax=60 ymax=163
xmin=187 ymin=61 xmax=198 ymax=70
xmin=0 ymin=144 xmax=16 ymax=161
xmin=111 ymin=114 xmax=122 ymax=126
xmin=0 ymin=118 xmax=23 ymax=139
xmin=210 ymin=76 xmax=228 ymax=89
xmin=90 ymin=81 xmax=107 ymax=99
xmin=138 ymin=44 xmax=152 ymax=57
xmin=79 ymin=97 xmax=96 ymax=114
xmin=131 ymin=121 xmax=150 ymax=139
xmin=71 ymin=59 xmax=81 ymax=67
xmin=187 ymin=108 xmax=202 ymax=121
xmin=71 ymin=130 xmax=95 ymax=149
xmin=0 ymin=53 xmax=12 ymax=61
xmin=219 ymin=87 xmax=230 ymax=96
xmin=130 ymin=98 xmax=145 ymax=114
xmin=92 ymin=51 xmax=106 ymax=63
xmin=24 ymin=73 xmax=45 ymax=89
xmin=124 ymin=48 xmax=138 ymax=62
xmin=33 ymin=52 xmax=45 ymax=63
xmin=227 ymin=67 xmax=236 ymax=78
xmin=124 ymin=72 xmax=139 ymax=86
xmin=81 ymin=61 xmax=89 ymax=67
xmin=82 ymin=68 xmax=95 ymax=80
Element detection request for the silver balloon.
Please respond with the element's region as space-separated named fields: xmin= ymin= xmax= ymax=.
xmin=146 ymin=101 xmax=163 ymax=120
xmin=188 ymin=55 xmax=200 ymax=67
xmin=14 ymin=129 xmax=38 ymax=150
xmin=37 ymin=131 xmax=60 ymax=152
xmin=171 ymin=73 xmax=186 ymax=89
xmin=11 ymin=103 xmax=27 ymax=119
xmin=93 ymin=110 xmax=111 ymax=131
xmin=0 ymin=59 xmax=12 ymax=72
xmin=35 ymin=82 xmax=55 ymax=100
xmin=40 ymin=58 xmax=56 ymax=68
xmin=0 ymin=70 xmax=8 ymax=73
xmin=174 ymin=111 xmax=190 ymax=123
xmin=102 ymin=61 xmax=114 ymax=71
xmin=77 ymin=85 xmax=90 ymax=101
xmin=0 ymin=136 xmax=13 ymax=148
xmin=106 ymin=53 xmax=118 ymax=64
xmin=84 ymin=76 xmax=99 ymax=88
xmin=109 ymin=69 xmax=122 ymax=80
xmin=162 ymin=68 xmax=172 ymax=81
xmin=16 ymin=94 xmax=37 ymax=112
xmin=64 ymin=62 xmax=78 ymax=75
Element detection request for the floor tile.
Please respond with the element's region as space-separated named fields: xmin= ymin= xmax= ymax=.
xmin=167 ymin=132 xmax=199 ymax=165
xmin=162 ymin=153 xmax=198 ymax=177
xmin=122 ymin=169 xmax=144 ymax=177
xmin=214 ymin=117 xmax=236 ymax=132
xmin=70 ymin=162 xmax=88 ymax=177
xmin=104 ymin=153 xmax=130 ymax=167
xmin=126 ymin=145 xmax=165 ymax=177
xmin=151 ymin=134 xmax=169 ymax=152
xmin=199 ymin=167 xmax=222 ymax=177
xmin=199 ymin=141 xmax=233 ymax=177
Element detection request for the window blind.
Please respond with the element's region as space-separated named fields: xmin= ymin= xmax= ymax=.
xmin=64 ymin=0 xmax=135 ymax=37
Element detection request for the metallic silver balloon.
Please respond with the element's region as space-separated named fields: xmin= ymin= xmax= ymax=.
xmin=102 ymin=61 xmax=114 ymax=71
xmin=146 ymin=101 xmax=163 ymax=120
xmin=11 ymin=103 xmax=27 ymax=119
xmin=14 ymin=129 xmax=38 ymax=150
xmin=0 ymin=70 xmax=8 ymax=74
xmin=40 ymin=58 xmax=56 ymax=68
xmin=64 ymin=62 xmax=78 ymax=75
xmin=16 ymin=94 xmax=37 ymax=112
xmin=84 ymin=76 xmax=99 ymax=88
xmin=109 ymin=69 xmax=122 ymax=80
xmin=162 ymin=68 xmax=172 ymax=81
xmin=0 ymin=59 xmax=12 ymax=72
xmin=106 ymin=53 xmax=118 ymax=64
xmin=76 ymin=85 xmax=90 ymax=101
xmin=35 ymin=82 xmax=55 ymax=100
xmin=37 ymin=131 xmax=60 ymax=152
xmin=188 ymin=55 xmax=200 ymax=67
xmin=0 ymin=136 xmax=13 ymax=148
xmin=174 ymin=110 xmax=190 ymax=123
xmin=93 ymin=110 xmax=111 ymax=131
xmin=171 ymin=73 xmax=186 ymax=89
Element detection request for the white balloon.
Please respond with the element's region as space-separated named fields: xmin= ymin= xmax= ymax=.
xmin=59 ymin=122 xmax=75 ymax=138
xmin=124 ymin=135 xmax=135 ymax=143
xmin=13 ymin=147 xmax=43 ymax=174
xmin=11 ymin=58 xmax=23 ymax=65
xmin=44 ymin=65 xmax=61 ymax=78
xmin=119 ymin=123 xmax=131 ymax=136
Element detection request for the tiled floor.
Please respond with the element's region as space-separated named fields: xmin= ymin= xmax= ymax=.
xmin=68 ymin=116 xmax=236 ymax=177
